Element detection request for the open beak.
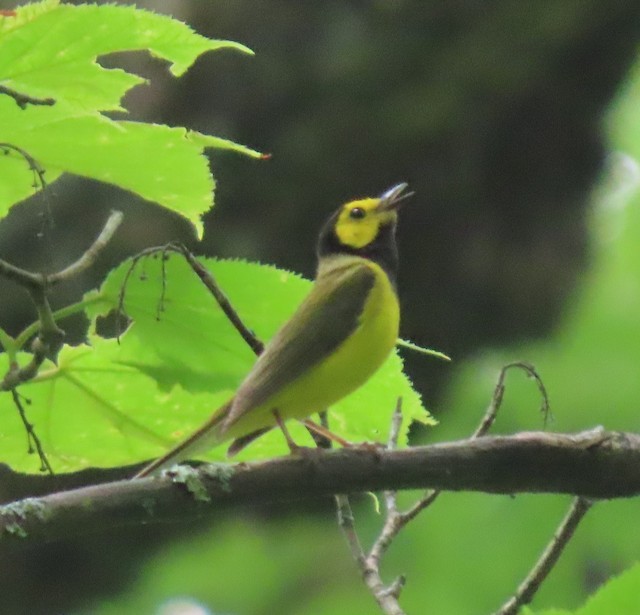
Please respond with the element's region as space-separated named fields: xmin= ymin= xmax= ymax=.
xmin=377 ymin=182 xmax=413 ymax=211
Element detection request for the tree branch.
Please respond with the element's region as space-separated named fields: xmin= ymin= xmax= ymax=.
xmin=336 ymin=401 xmax=409 ymax=615
xmin=173 ymin=243 xmax=265 ymax=355
xmin=118 ymin=243 xmax=265 ymax=354
xmin=0 ymin=210 xmax=124 ymax=294
xmin=0 ymin=428 xmax=637 ymax=549
xmin=0 ymin=210 xmax=124 ymax=473
xmin=334 ymin=363 xmax=552 ymax=614
xmin=0 ymin=210 xmax=124 ymax=381
xmin=495 ymin=496 xmax=592 ymax=615
xmin=46 ymin=210 xmax=124 ymax=284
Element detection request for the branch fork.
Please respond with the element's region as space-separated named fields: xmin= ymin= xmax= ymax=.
xmin=0 ymin=209 xmax=124 ymax=472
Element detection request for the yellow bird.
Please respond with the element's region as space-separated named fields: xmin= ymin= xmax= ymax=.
xmin=134 ymin=183 xmax=411 ymax=477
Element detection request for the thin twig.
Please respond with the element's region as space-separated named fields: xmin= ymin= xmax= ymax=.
xmin=397 ymin=362 xmax=575 ymax=615
xmin=11 ymin=390 xmax=53 ymax=475
xmin=324 ymin=409 xmax=389 ymax=608
xmin=474 ymin=362 xmax=551 ymax=438
xmin=175 ymin=244 xmax=264 ymax=354
xmin=117 ymin=243 xmax=265 ymax=355
xmin=1 ymin=211 xmax=124 ymax=372
xmin=0 ymin=85 xmax=55 ymax=109
xmin=13 ymin=296 xmax=103 ymax=352
xmin=335 ymin=494 xmax=366 ymax=568
xmin=157 ymin=245 xmax=172 ymax=319
xmin=342 ymin=488 xmax=407 ymax=615
xmin=47 ymin=211 xmax=123 ymax=284
xmin=0 ymin=211 xmax=124 ymax=470
xmin=369 ymin=400 xmax=404 ymax=565
xmin=336 ymin=400 xmax=409 ymax=615
xmin=116 ymin=246 xmax=160 ymax=339
xmin=0 ymin=211 xmax=124 ymax=291
xmin=0 ymin=258 xmax=43 ymax=289
xmin=1 ymin=317 xmax=63 ymax=390
xmin=338 ymin=363 xmax=553 ymax=614
xmin=403 ymin=361 xmax=551 ymax=522
xmin=495 ymin=497 xmax=593 ymax=615
xmin=0 ymin=143 xmax=46 ymax=188
xmin=387 ymin=398 xmax=404 ymax=450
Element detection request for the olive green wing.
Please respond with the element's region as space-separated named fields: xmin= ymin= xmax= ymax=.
xmin=222 ymin=261 xmax=377 ymax=430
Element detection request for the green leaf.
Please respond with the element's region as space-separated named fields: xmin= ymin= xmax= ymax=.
xmin=0 ymin=144 xmax=59 ymax=212
xmin=578 ymin=563 xmax=640 ymax=615
xmin=527 ymin=563 xmax=640 ymax=615
xmin=0 ymin=0 xmax=252 ymax=112
xmin=0 ymin=107 xmax=261 ymax=235
xmin=0 ymin=339 xmax=246 ymax=472
xmin=0 ymin=1 xmax=259 ymax=234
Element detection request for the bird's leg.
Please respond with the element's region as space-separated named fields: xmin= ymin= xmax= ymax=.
xmin=301 ymin=418 xmax=353 ymax=448
xmin=272 ymin=409 xmax=301 ymax=453
xmin=226 ymin=426 xmax=273 ymax=457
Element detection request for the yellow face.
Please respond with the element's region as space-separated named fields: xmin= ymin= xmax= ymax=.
xmin=334 ymin=198 xmax=398 ymax=249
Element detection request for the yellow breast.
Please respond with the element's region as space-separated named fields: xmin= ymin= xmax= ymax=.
xmin=266 ymin=259 xmax=399 ymax=419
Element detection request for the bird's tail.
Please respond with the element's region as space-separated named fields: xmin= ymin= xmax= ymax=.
xmin=132 ymin=399 xmax=233 ymax=478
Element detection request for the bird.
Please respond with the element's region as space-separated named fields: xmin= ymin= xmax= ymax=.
xmin=134 ymin=183 xmax=411 ymax=478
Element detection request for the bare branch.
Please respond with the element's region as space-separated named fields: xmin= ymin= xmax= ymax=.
xmin=118 ymin=243 xmax=265 ymax=355
xmin=368 ymin=400 xmax=404 ymax=570
xmin=47 ymin=211 xmax=124 ymax=284
xmin=495 ymin=497 xmax=593 ymax=615
xmin=0 ymin=211 xmax=124 ymax=468
xmin=401 ymin=362 xmax=550 ymax=523
xmin=338 ymin=400 xmax=408 ymax=615
xmin=0 ymin=211 xmax=124 ymax=377
xmin=0 ymin=210 xmax=124 ymax=293
xmin=387 ymin=398 xmax=404 ymax=449
xmin=0 ymin=429 xmax=637 ymax=550
xmin=0 ymin=259 xmax=43 ymax=290
xmin=10 ymin=391 xmax=53 ymax=475
xmin=174 ymin=244 xmax=265 ymax=355
xmin=335 ymin=494 xmax=366 ymax=568
xmin=474 ymin=362 xmax=550 ymax=438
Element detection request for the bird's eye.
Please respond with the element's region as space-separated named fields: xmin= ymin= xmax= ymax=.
xmin=349 ymin=207 xmax=366 ymax=219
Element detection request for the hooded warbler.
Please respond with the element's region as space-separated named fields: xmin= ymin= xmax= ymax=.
xmin=134 ymin=182 xmax=411 ymax=477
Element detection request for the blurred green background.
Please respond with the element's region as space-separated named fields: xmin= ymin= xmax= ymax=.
xmin=1 ymin=1 xmax=640 ymax=614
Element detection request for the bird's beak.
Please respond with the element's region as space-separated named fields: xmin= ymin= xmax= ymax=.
xmin=377 ymin=182 xmax=413 ymax=211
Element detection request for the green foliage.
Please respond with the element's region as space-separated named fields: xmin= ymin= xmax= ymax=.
xmin=0 ymin=256 xmax=429 ymax=472
xmin=0 ymin=0 xmax=259 ymax=235
xmin=525 ymin=563 xmax=640 ymax=615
